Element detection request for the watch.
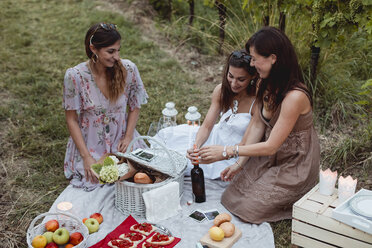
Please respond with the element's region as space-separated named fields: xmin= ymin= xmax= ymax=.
xmin=222 ymin=145 xmax=227 ymax=158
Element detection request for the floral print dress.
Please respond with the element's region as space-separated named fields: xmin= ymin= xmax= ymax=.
xmin=63 ymin=59 xmax=148 ymax=191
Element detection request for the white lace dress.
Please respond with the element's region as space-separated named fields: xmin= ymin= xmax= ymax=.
xmin=152 ymin=100 xmax=255 ymax=179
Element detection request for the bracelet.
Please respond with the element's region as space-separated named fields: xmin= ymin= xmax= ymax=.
xmin=222 ymin=145 xmax=227 ymax=158
xmin=233 ymin=144 xmax=239 ymax=158
xmin=235 ymin=161 xmax=241 ymax=167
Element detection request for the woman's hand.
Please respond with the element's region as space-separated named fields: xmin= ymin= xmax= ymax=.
xmin=186 ymin=146 xmax=200 ymax=164
xmin=220 ymin=163 xmax=242 ymax=181
xmin=198 ymin=145 xmax=225 ymax=164
xmin=83 ymin=155 xmax=98 ymax=183
xmin=117 ymin=136 xmax=132 ymax=153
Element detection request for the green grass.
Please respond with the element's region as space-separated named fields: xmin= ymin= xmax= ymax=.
xmin=0 ymin=0 xmax=209 ymax=246
xmin=1 ymin=0 xmax=371 ymax=247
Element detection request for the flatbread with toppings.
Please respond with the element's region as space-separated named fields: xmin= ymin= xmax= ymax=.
xmin=119 ymin=232 xmax=146 ymax=245
xmin=107 ymin=239 xmax=135 ymax=248
xmin=130 ymin=223 xmax=156 ymax=236
xmin=141 ymin=242 xmax=165 ymax=248
xmin=145 ymin=232 xmax=174 ymax=246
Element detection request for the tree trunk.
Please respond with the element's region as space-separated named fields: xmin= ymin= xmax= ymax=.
xmin=166 ymin=0 xmax=172 ymax=21
xmin=279 ymin=12 xmax=286 ymax=32
xmin=310 ymin=45 xmax=321 ymax=87
xmin=188 ymin=0 xmax=194 ymax=26
xmin=215 ymin=0 xmax=227 ymax=54
xmin=263 ymin=15 xmax=270 ymax=26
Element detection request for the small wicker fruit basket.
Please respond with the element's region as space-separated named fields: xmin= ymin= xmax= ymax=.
xmin=114 ymin=136 xmax=187 ymax=218
xmin=26 ymin=212 xmax=89 ymax=248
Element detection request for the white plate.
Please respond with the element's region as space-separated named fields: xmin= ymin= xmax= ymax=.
xmin=349 ymin=195 xmax=372 ymax=219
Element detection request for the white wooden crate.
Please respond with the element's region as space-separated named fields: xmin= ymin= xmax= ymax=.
xmin=291 ymin=184 xmax=372 ymax=248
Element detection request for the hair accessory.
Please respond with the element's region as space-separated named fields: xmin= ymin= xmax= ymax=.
xmin=232 ymin=51 xmax=251 ymax=64
xmin=90 ymin=23 xmax=118 ymax=46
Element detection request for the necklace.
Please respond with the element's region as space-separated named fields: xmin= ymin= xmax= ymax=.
xmin=232 ymin=100 xmax=238 ymax=115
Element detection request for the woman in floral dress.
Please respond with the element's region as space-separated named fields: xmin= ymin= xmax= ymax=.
xmin=63 ymin=23 xmax=148 ymax=191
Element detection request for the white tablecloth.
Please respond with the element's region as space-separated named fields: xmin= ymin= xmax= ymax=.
xmin=49 ymin=177 xmax=275 ymax=247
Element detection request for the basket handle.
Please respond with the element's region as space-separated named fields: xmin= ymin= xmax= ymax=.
xmin=126 ymin=135 xmax=176 ymax=173
xmin=27 ymin=212 xmax=85 ymax=235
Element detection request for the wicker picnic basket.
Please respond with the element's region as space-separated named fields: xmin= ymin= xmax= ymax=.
xmin=114 ymin=136 xmax=187 ymax=218
xmin=26 ymin=212 xmax=89 ymax=248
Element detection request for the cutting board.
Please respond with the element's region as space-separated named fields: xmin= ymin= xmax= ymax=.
xmin=200 ymin=227 xmax=242 ymax=248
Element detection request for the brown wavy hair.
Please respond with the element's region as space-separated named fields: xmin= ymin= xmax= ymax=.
xmin=220 ymin=50 xmax=258 ymax=113
xmin=85 ymin=23 xmax=127 ymax=102
xmin=245 ymin=27 xmax=311 ymax=111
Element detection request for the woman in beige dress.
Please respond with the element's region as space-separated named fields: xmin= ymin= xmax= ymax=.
xmin=196 ymin=27 xmax=320 ymax=224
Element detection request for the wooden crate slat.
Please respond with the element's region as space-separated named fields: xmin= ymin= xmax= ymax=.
xmin=294 ymin=184 xmax=320 ymax=207
xmin=293 ymin=206 xmax=372 ymax=242
xmin=296 ymin=197 xmax=324 ymax=213
xmin=292 ymin=219 xmax=372 ymax=248
xmin=291 ymin=232 xmax=337 ymax=248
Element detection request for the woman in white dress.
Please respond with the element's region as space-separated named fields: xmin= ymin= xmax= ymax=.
xmin=153 ymin=51 xmax=257 ymax=179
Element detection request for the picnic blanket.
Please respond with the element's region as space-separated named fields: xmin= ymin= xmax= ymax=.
xmin=49 ymin=177 xmax=275 ymax=247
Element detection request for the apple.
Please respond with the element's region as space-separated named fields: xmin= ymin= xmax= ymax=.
xmin=82 ymin=218 xmax=88 ymax=223
xmin=90 ymin=212 xmax=103 ymax=224
xmin=69 ymin=232 xmax=83 ymax=245
xmin=32 ymin=235 xmax=47 ymax=248
xmin=52 ymin=227 xmax=70 ymax=245
xmin=45 ymin=219 xmax=59 ymax=232
xmin=42 ymin=231 xmax=54 ymax=244
xmin=65 ymin=244 xmax=74 ymax=248
xmin=84 ymin=218 xmax=100 ymax=234
xmin=45 ymin=242 xmax=58 ymax=248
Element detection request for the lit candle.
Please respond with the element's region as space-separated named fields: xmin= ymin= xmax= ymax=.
xmin=319 ymin=168 xmax=338 ymax=196
xmin=56 ymin=201 xmax=73 ymax=213
xmin=338 ymin=175 xmax=357 ymax=203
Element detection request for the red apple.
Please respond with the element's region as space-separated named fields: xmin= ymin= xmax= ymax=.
xmin=45 ymin=219 xmax=59 ymax=232
xmin=65 ymin=244 xmax=74 ymax=248
xmin=90 ymin=213 xmax=103 ymax=224
xmin=82 ymin=218 xmax=88 ymax=223
xmin=45 ymin=242 xmax=58 ymax=248
xmin=69 ymin=232 xmax=83 ymax=245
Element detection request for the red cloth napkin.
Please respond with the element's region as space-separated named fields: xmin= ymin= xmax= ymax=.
xmin=89 ymin=215 xmax=181 ymax=248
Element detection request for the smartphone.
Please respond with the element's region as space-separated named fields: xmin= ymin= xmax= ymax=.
xmin=203 ymin=209 xmax=220 ymax=221
xmin=132 ymin=149 xmax=155 ymax=162
xmin=189 ymin=210 xmax=206 ymax=223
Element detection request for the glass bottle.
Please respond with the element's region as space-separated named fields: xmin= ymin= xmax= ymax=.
xmin=191 ymin=145 xmax=206 ymax=203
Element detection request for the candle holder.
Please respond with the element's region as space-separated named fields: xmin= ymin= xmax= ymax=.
xmin=185 ymin=106 xmax=201 ymax=126
xmin=160 ymin=102 xmax=178 ymax=129
xmin=319 ymin=168 xmax=337 ymax=196
xmin=338 ymin=175 xmax=357 ymax=203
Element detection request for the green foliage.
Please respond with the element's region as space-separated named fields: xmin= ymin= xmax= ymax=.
xmin=103 ymin=156 xmax=115 ymax=167
xmin=311 ymin=0 xmax=371 ymax=48
xmin=356 ymin=79 xmax=372 ymax=113
xmin=91 ymin=163 xmax=103 ymax=174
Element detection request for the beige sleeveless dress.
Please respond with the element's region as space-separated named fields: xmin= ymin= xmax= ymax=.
xmin=221 ymin=90 xmax=320 ymax=224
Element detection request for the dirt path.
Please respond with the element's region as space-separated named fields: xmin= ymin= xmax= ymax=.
xmin=101 ymin=0 xmax=225 ymax=96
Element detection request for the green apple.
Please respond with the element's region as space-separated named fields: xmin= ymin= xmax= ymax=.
xmin=84 ymin=218 xmax=100 ymax=234
xmin=42 ymin=231 xmax=54 ymax=244
xmin=52 ymin=227 xmax=70 ymax=245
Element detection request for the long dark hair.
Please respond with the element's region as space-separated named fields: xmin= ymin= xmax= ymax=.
xmin=220 ymin=50 xmax=257 ymax=113
xmin=246 ymin=27 xmax=311 ymax=110
xmin=85 ymin=23 xmax=127 ymax=102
